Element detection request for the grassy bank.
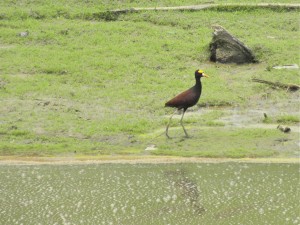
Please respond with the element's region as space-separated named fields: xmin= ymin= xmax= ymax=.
xmin=0 ymin=2 xmax=299 ymax=158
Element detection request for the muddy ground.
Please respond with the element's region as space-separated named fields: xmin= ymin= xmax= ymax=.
xmin=0 ymin=155 xmax=298 ymax=165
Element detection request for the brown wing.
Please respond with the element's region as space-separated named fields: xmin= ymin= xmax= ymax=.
xmin=165 ymin=87 xmax=199 ymax=109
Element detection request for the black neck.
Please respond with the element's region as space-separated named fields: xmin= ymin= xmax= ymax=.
xmin=195 ymin=76 xmax=201 ymax=87
xmin=195 ymin=76 xmax=202 ymax=96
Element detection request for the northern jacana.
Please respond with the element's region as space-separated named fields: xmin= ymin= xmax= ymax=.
xmin=165 ymin=69 xmax=209 ymax=138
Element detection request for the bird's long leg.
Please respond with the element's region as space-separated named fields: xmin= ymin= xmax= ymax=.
xmin=166 ymin=109 xmax=178 ymax=138
xmin=180 ymin=109 xmax=189 ymax=137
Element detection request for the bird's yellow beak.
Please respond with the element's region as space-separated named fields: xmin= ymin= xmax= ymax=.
xmin=202 ymin=73 xmax=209 ymax=78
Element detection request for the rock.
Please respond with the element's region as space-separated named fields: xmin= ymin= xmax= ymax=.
xmin=43 ymin=101 xmax=50 ymax=106
xmin=277 ymin=125 xmax=291 ymax=133
xmin=209 ymin=25 xmax=257 ymax=64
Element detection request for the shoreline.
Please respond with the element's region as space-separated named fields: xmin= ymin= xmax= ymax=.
xmin=0 ymin=156 xmax=299 ymax=165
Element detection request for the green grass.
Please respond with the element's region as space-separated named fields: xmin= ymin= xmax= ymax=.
xmin=0 ymin=3 xmax=299 ymax=158
xmin=144 ymin=128 xmax=297 ymax=158
xmin=277 ymin=115 xmax=300 ymax=124
xmin=263 ymin=114 xmax=300 ymax=124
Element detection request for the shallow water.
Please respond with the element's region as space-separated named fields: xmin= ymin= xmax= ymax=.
xmin=0 ymin=162 xmax=299 ymax=225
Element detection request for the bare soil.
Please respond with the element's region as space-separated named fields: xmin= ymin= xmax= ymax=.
xmin=112 ymin=3 xmax=300 ymax=13
xmin=0 ymin=155 xmax=298 ymax=165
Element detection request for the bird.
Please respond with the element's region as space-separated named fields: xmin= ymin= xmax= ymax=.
xmin=165 ymin=69 xmax=209 ymax=138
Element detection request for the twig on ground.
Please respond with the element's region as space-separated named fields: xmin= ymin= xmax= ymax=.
xmin=252 ymin=78 xmax=300 ymax=92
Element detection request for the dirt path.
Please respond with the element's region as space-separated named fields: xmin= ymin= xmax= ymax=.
xmin=0 ymin=156 xmax=299 ymax=165
xmin=111 ymin=3 xmax=300 ymax=13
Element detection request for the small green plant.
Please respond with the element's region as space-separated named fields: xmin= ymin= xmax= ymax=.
xmin=10 ymin=130 xmax=30 ymax=137
xmin=206 ymin=121 xmax=225 ymax=126
xmin=263 ymin=116 xmax=273 ymax=124
xmin=91 ymin=11 xmax=120 ymax=21
xmin=277 ymin=115 xmax=300 ymax=124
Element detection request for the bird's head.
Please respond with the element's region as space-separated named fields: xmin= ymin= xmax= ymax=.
xmin=195 ymin=69 xmax=209 ymax=78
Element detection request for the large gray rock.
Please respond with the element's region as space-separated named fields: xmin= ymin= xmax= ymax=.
xmin=209 ymin=25 xmax=257 ymax=64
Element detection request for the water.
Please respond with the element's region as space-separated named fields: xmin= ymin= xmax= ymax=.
xmin=0 ymin=162 xmax=299 ymax=225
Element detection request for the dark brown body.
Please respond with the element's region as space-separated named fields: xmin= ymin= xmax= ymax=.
xmin=165 ymin=81 xmax=202 ymax=111
xmin=165 ymin=70 xmax=208 ymax=138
